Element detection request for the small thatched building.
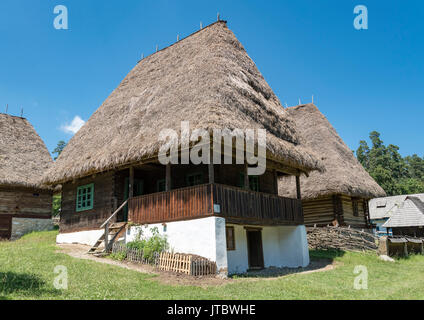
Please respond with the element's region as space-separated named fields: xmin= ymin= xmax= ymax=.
xmin=279 ymin=104 xmax=386 ymax=228
xmin=0 ymin=113 xmax=54 ymax=239
xmin=44 ymin=21 xmax=323 ymax=275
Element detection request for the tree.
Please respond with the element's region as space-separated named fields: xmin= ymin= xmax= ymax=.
xmin=52 ymin=140 xmax=67 ymax=160
xmin=356 ymin=132 xmax=424 ymax=196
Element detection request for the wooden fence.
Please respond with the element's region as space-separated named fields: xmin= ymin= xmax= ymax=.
xmin=111 ymin=243 xmax=216 ymax=276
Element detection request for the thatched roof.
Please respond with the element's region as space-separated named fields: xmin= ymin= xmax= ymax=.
xmin=0 ymin=113 xmax=53 ymax=189
xmin=383 ymin=196 xmax=424 ymax=228
xmin=43 ymin=21 xmax=322 ymax=185
xmin=279 ymin=104 xmax=386 ymax=200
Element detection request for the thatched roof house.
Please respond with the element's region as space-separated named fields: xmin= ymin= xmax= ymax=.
xmin=279 ymin=103 xmax=386 ymax=228
xmin=49 ymin=21 xmax=321 ymax=274
xmin=43 ymin=21 xmax=321 ymax=186
xmin=0 ymin=113 xmax=53 ymax=239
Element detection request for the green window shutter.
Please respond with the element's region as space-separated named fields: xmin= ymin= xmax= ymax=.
xmin=76 ymin=183 xmax=94 ymax=212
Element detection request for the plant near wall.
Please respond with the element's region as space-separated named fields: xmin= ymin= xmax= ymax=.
xmin=126 ymin=227 xmax=169 ymax=263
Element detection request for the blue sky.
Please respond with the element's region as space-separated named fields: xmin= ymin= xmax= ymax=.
xmin=0 ymin=0 xmax=423 ymax=157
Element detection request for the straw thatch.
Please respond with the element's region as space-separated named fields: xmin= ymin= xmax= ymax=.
xmin=43 ymin=21 xmax=322 ymax=185
xmin=279 ymin=104 xmax=386 ymax=200
xmin=0 ymin=113 xmax=53 ymax=189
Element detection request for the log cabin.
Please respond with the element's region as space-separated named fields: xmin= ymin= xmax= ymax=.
xmin=279 ymin=104 xmax=386 ymax=229
xmin=0 ymin=113 xmax=54 ymax=240
xmin=43 ymin=21 xmax=323 ymax=275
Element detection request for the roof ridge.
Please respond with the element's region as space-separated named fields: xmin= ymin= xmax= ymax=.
xmin=0 ymin=112 xmax=26 ymax=120
xmin=136 ymin=20 xmax=228 ymax=64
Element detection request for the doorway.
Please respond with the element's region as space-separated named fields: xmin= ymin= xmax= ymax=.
xmin=246 ymin=229 xmax=264 ymax=269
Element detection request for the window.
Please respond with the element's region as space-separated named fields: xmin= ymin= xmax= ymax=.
xmin=226 ymin=226 xmax=235 ymax=251
xmin=352 ymin=199 xmax=359 ymax=217
xmin=76 ymin=183 xmax=94 ymax=212
xmin=186 ymin=172 xmax=204 ymax=187
xmin=239 ymin=173 xmax=260 ymax=192
xmin=157 ymin=179 xmax=166 ymax=192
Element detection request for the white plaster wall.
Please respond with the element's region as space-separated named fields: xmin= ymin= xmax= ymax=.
xmin=226 ymin=224 xmax=310 ymax=274
xmin=127 ymin=217 xmax=228 ymax=274
xmin=56 ymin=229 xmax=104 ymax=246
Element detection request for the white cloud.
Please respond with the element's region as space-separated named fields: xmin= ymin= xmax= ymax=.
xmin=61 ymin=116 xmax=85 ymax=135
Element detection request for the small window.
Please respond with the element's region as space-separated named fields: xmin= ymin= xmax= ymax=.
xmin=239 ymin=173 xmax=260 ymax=192
xmin=76 ymin=183 xmax=94 ymax=212
xmin=186 ymin=172 xmax=204 ymax=187
xmin=157 ymin=179 xmax=166 ymax=192
xmin=352 ymin=199 xmax=359 ymax=217
xmin=226 ymin=226 xmax=235 ymax=251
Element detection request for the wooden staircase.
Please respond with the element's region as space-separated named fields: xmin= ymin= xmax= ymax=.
xmin=87 ymin=199 xmax=129 ymax=255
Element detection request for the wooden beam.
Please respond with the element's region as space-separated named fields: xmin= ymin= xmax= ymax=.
xmin=296 ymin=175 xmax=301 ymax=200
xmin=208 ymin=163 xmax=215 ymax=184
xmin=273 ymin=169 xmax=278 ymax=195
xmin=244 ymin=163 xmax=250 ymax=190
xmin=129 ymin=166 xmax=134 ymax=198
xmin=166 ymin=163 xmax=171 ymax=191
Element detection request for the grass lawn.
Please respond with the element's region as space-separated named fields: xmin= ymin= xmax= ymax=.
xmin=1 ymin=230 xmax=423 ymax=300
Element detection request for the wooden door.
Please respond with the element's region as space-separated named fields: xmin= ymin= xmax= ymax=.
xmin=0 ymin=215 xmax=12 ymax=240
xmin=246 ymin=229 xmax=264 ymax=269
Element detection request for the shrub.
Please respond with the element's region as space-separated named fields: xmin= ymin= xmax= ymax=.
xmin=126 ymin=227 xmax=169 ymax=263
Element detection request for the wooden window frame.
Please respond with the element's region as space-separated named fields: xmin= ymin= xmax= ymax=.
xmin=226 ymin=226 xmax=236 ymax=251
xmin=76 ymin=183 xmax=94 ymax=212
xmin=352 ymin=198 xmax=359 ymax=217
xmin=186 ymin=172 xmax=204 ymax=187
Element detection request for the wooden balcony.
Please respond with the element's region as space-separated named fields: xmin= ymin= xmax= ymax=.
xmin=128 ymin=183 xmax=304 ymax=226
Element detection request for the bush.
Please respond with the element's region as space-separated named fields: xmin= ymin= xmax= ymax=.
xmin=109 ymin=251 xmax=127 ymax=261
xmin=126 ymin=227 xmax=169 ymax=263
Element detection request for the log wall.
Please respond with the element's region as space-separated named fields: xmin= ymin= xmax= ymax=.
xmin=60 ymin=172 xmax=114 ymax=233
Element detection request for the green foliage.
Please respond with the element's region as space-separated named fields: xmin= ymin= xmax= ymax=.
xmin=356 ymin=131 xmax=424 ymax=196
xmin=52 ymin=193 xmax=61 ymax=217
xmin=109 ymin=251 xmax=127 ymax=261
xmin=126 ymin=227 xmax=169 ymax=263
xmin=52 ymin=140 xmax=67 ymax=160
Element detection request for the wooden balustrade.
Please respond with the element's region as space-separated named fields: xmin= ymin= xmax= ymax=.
xmin=128 ymin=183 xmax=303 ymax=226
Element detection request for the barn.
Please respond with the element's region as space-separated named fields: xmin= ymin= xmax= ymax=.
xmin=279 ymin=103 xmax=386 ymax=228
xmin=0 ymin=113 xmax=54 ymax=240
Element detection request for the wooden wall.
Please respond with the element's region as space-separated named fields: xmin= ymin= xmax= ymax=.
xmin=302 ymin=194 xmax=370 ymax=228
xmin=0 ymin=186 xmax=52 ymax=218
xmin=60 ymin=172 xmax=114 ymax=233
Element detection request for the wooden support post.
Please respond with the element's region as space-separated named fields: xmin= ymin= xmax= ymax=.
xmin=273 ymin=169 xmax=278 ymax=195
xmin=166 ymin=163 xmax=171 ymax=191
xmin=245 ymin=164 xmax=249 ymax=189
xmin=104 ymin=224 xmax=109 ymax=252
xmin=296 ymin=174 xmax=301 ymax=200
xmin=208 ymin=163 xmax=215 ymax=184
xmin=129 ymin=166 xmax=134 ymax=198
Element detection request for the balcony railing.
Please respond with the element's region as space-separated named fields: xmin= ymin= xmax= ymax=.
xmin=128 ymin=183 xmax=303 ymax=226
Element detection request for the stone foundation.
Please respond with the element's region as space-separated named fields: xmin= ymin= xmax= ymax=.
xmin=11 ymin=217 xmax=55 ymax=240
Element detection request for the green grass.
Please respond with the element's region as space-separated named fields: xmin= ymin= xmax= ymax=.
xmin=1 ymin=231 xmax=424 ymax=300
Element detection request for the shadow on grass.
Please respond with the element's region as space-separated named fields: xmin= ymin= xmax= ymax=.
xmin=231 ymin=251 xmax=342 ymax=279
xmin=0 ymin=272 xmax=60 ymax=297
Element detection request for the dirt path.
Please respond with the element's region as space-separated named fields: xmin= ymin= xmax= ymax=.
xmin=57 ymin=244 xmax=336 ymax=287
